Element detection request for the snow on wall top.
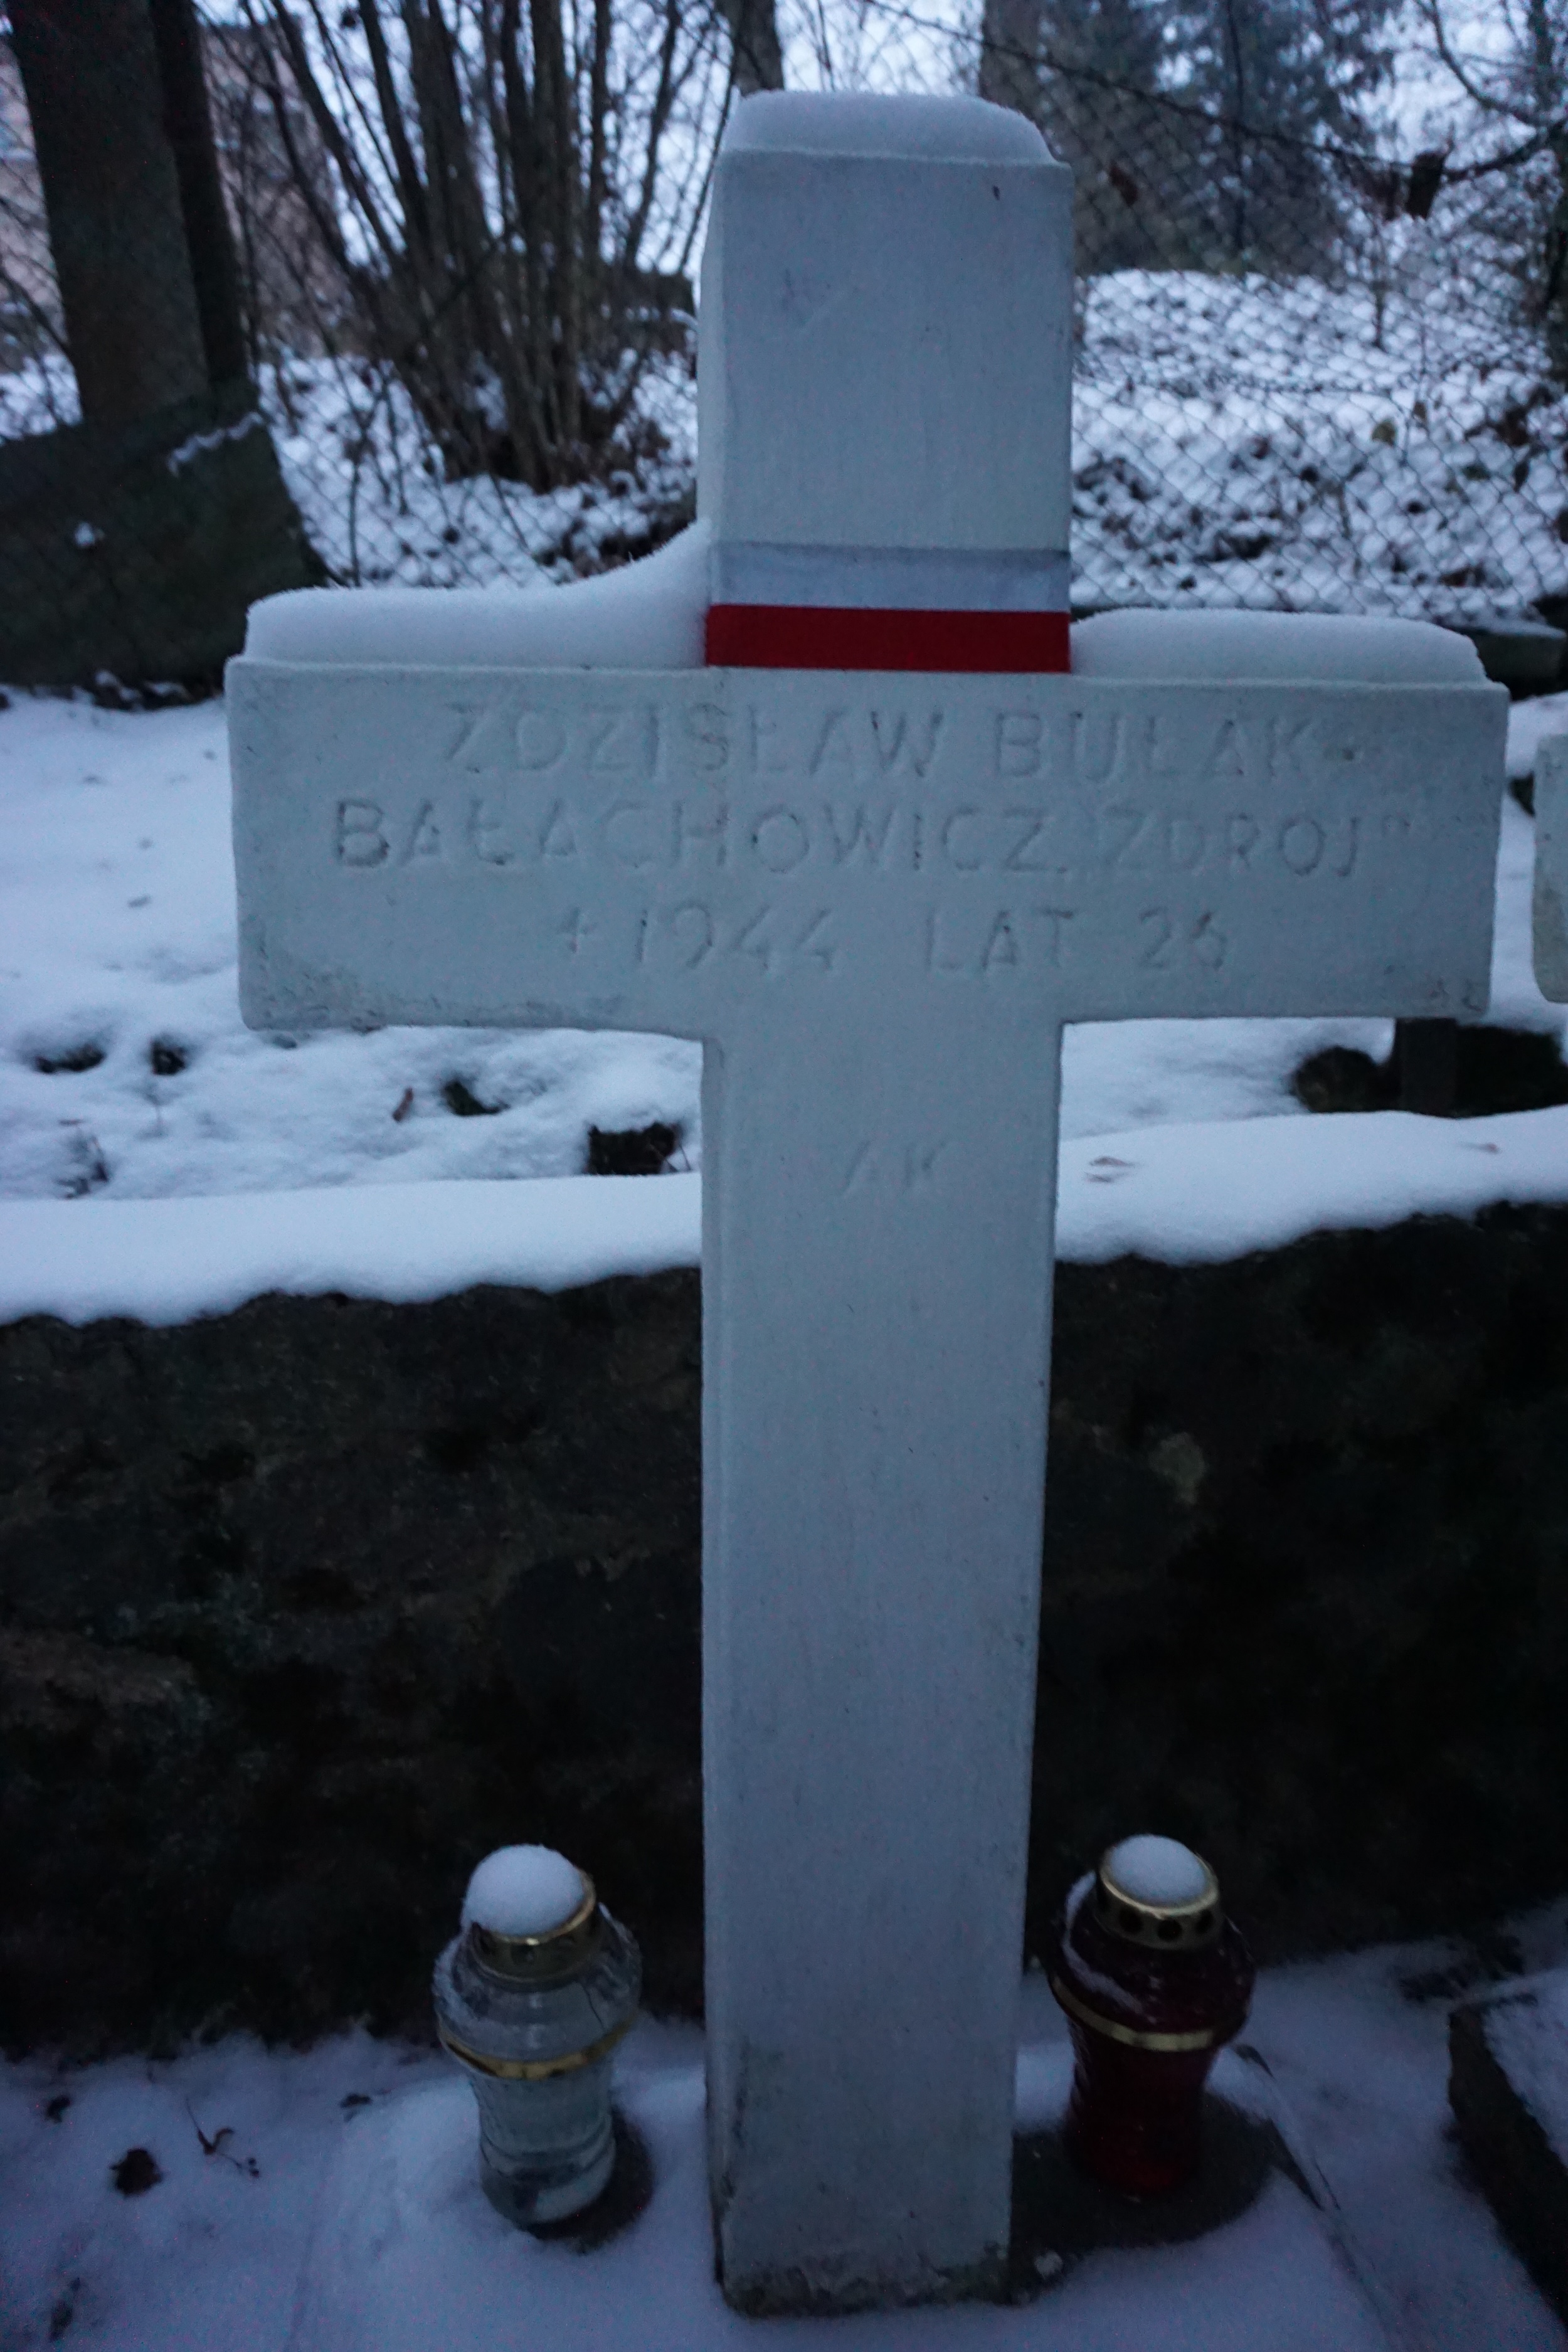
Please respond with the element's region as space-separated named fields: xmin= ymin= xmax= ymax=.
xmin=8 ymin=1106 xmax=1568 ymax=1328
xmin=721 ymin=90 xmax=1050 ymax=165
xmin=1073 ymin=608 xmax=1484 ymax=684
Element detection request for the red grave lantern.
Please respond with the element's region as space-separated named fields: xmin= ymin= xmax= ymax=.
xmin=1049 ymin=1835 xmax=1254 ymax=2196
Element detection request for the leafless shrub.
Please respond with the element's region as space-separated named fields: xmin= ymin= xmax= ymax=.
xmin=224 ymin=0 xmax=733 ymax=490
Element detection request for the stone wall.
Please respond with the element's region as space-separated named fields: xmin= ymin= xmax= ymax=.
xmin=4 ymin=1206 xmax=1567 ymax=2056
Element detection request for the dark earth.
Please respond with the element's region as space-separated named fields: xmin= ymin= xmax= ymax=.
xmin=5 ymin=1193 xmax=1568 ymax=2057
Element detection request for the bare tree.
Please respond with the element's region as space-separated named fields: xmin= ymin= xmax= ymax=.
xmin=8 ymin=0 xmax=210 ymax=427
xmin=233 ymin=0 xmax=731 ymax=490
xmin=719 ymin=0 xmax=783 ymax=97
xmin=148 ymin=0 xmax=252 ymax=391
xmin=204 ymin=21 xmax=352 ymax=371
xmin=1020 ymin=0 xmax=1194 ymax=275
xmin=978 ymin=0 xmax=1042 ymax=119
xmin=1424 ymin=0 xmax=1568 ymax=369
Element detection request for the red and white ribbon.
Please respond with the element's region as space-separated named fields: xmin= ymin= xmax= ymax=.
xmin=704 ymin=542 xmax=1070 ymax=673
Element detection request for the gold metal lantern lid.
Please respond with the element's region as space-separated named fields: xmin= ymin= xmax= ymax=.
xmin=460 ymin=1846 xmax=603 ymax=1976
xmin=470 ymin=1872 xmax=598 ymax=1969
xmin=1091 ymin=1835 xmax=1221 ymax=1951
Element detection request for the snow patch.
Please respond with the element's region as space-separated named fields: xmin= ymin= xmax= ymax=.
xmin=1507 ymin=692 xmax=1568 ymax=783
xmin=1104 ymin=1835 xmax=1209 ymax=1907
xmin=461 ymin=1846 xmax=585 ymax=1938
xmin=1073 ymin=608 xmax=1483 ymax=682
xmin=1482 ymin=1970 xmax=1568 ymax=2173
xmin=1056 ymin=1102 xmax=1568 ymax=1264
xmin=243 ymin=556 xmax=1490 ymax=684
xmin=18 ymin=1920 xmax=1568 ymax=2352
xmin=0 ymin=1174 xmax=700 ymax=1328
xmin=723 ymin=90 xmax=1049 ymax=164
xmin=166 ymin=410 xmax=267 ymax=475
xmin=244 ymin=521 xmax=709 ymax=669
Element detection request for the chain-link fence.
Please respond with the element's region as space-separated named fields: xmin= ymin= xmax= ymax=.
xmin=0 ymin=0 xmax=1564 ymax=681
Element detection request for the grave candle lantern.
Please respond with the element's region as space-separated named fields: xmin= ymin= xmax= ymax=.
xmin=433 ymin=1845 xmax=640 ymax=2227
xmin=1049 ymin=1835 xmax=1254 ymax=2197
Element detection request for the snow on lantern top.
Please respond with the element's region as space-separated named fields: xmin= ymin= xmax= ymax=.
xmin=461 ymin=1845 xmax=587 ymax=1939
xmin=1101 ymin=1836 xmax=1212 ymax=1910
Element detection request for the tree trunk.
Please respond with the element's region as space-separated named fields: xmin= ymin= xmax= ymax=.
xmin=147 ymin=0 xmax=251 ymax=393
xmin=8 ymin=0 xmax=210 ymax=428
xmin=978 ymin=0 xmax=1041 ymax=118
xmin=719 ymin=0 xmax=783 ymax=98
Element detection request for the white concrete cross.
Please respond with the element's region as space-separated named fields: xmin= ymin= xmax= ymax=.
xmin=230 ymin=93 xmax=1506 ymax=2316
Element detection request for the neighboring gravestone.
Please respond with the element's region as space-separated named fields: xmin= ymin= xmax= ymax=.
xmin=1532 ymin=733 xmax=1568 ymax=1001
xmin=0 ymin=383 xmax=317 ymax=688
xmin=1449 ymin=1969 xmax=1568 ymax=2324
xmin=230 ymin=93 xmax=1507 ymax=2315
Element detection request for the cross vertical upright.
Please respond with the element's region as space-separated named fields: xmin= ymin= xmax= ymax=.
xmin=230 ymin=93 xmax=1507 ymax=2319
xmin=694 ymin=93 xmax=1073 ymax=2313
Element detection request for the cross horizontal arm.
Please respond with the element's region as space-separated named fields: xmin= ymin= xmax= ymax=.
xmin=231 ymin=666 xmax=1505 ymax=1044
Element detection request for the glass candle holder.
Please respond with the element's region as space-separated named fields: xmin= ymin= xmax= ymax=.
xmin=434 ymin=1848 xmax=641 ymax=2226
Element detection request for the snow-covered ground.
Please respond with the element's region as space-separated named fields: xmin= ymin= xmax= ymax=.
xmin=0 ymin=692 xmax=701 ymax=1207
xmin=263 ymin=352 xmax=698 ymax=592
xmin=251 ymin=270 xmax=1568 ymax=620
xmin=3 ymin=253 xmax=1562 ymax=621
xmin=0 ymin=678 xmax=1563 ymax=1322
xmin=4 ymin=1909 xmax=1566 ymax=2351
xmin=252 ymin=272 xmax=1568 ymax=622
xmin=0 ymin=352 xmax=697 ymax=594
xmin=1071 ymin=272 xmax=1568 ymax=623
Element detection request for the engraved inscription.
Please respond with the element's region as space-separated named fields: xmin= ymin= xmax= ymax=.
xmin=517 ymin=708 xmax=565 ymax=771
xmin=925 ymin=906 xmax=1076 ymax=977
xmin=339 ymin=787 xmax=1383 ymax=886
xmin=613 ymin=901 xmax=840 ymax=977
xmin=434 ymin=693 xmax=1387 ymax=798
xmin=1138 ymin=908 xmax=1228 ymax=970
xmin=469 ymin=797 xmax=514 ymax=865
xmin=988 ymin=704 xmax=1369 ymax=795
xmin=669 ymin=903 xmax=713 ymax=969
xmin=868 ymin=710 xmax=943 ymax=776
xmin=437 ymin=696 xmax=954 ymax=781
xmin=825 ymin=805 xmax=899 ymax=866
xmin=842 ymin=1140 xmax=949 ymax=1194
xmin=335 ymin=798 xmax=389 ymax=867
xmin=752 ymin=807 xmax=811 ymax=873
xmin=398 ymin=800 xmax=443 ymax=864
xmin=307 ymin=675 xmax=1475 ymax=1022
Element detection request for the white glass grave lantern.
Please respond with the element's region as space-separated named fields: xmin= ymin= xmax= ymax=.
xmin=433 ymin=1844 xmax=640 ymax=2226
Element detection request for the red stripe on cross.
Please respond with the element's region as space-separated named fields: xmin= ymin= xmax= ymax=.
xmin=704 ymin=605 xmax=1071 ymax=674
